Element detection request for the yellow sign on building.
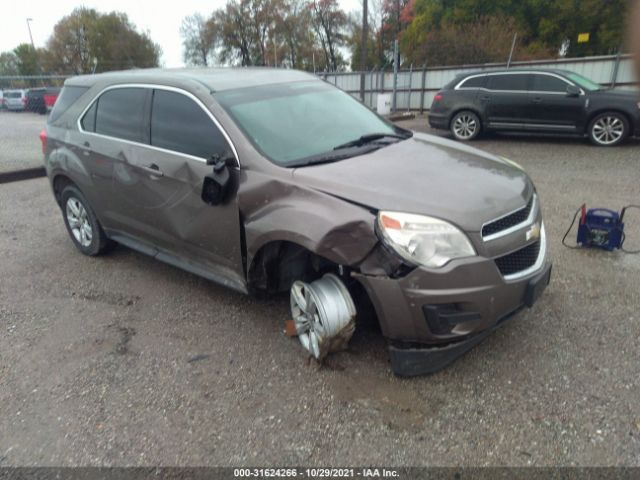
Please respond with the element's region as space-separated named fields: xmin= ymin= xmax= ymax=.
xmin=578 ymin=33 xmax=590 ymax=43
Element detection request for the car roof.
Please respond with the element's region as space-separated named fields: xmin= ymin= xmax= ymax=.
xmin=65 ymin=67 xmax=319 ymax=92
xmin=460 ymin=68 xmax=574 ymax=78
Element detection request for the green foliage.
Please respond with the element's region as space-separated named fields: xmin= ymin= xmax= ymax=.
xmin=398 ymin=0 xmax=630 ymax=66
xmin=12 ymin=44 xmax=42 ymax=75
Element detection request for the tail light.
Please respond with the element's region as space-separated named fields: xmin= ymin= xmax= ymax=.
xmin=22 ymin=97 xmax=27 ymax=104
xmin=433 ymin=93 xmax=443 ymax=102
xmin=39 ymin=129 xmax=47 ymax=154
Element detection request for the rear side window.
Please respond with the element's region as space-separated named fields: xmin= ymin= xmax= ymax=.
xmin=150 ymin=89 xmax=228 ymax=159
xmin=81 ymin=102 xmax=97 ymax=132
xmin=49 ymin=86 xmax=88 ymax=123
xmin=531 ymin=74 xmax=570 ymax=93
xmin=458 ymin=75 xmax=486 ymax=89
xmin=95 ymin=88 xmax=149 ymax=144
xmin=487 ymin=74 xmax=531 ymax=91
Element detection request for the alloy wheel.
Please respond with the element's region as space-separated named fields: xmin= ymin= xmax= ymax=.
xmin=290 ymin=274 xmax=356 ymax=360
xmin=592 ymin=115 xmax=625 ymax=145
xmin=65 ymin=197 xmax=93 ymax=247
xmin=453 ymin=114 xmax=478 ymax=140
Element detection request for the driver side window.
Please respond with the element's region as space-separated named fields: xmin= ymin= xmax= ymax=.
xmin=150 ymin=89 xmax=229 ymax=160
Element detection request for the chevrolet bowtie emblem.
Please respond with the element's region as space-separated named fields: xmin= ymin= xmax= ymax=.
xmin=526 ymin=223 xmax=541 ymax=241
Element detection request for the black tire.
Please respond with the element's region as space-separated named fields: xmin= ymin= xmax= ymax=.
xmin=450 ymin=110 xmax=482 ymax=141
xmin=60 ymin=185 xmax=114 ymax=256
xmin=588 ymin=112 xmax=629 ymax=147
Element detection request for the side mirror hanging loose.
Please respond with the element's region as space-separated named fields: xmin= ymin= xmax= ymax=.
xmin=201 ymin=154 xmax=231 ymax=206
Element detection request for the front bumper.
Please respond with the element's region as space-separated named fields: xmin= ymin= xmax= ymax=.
xmin=388 ymin=263 xmax=551 ymax=376
xmin=354 ymin=248 xmax=552 ymax=376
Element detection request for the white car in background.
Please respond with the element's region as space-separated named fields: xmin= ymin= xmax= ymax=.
xmin=4 ymin=89 xmax=27 ymax=111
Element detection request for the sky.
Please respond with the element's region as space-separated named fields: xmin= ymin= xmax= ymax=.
xmin=4 ymin=0 xmax=363 ymax=68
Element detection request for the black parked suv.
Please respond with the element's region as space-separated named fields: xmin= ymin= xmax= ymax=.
xmin=429 ymin=69 xmax=640 ymax=146
xmin=26 ymin=88 xmax=48 ymax=114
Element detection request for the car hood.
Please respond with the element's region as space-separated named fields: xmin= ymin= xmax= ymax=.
xmin=591 ymin=88 xmax=639 ymax=101
xmin=292 ymin=132 xmax=534 ymax=232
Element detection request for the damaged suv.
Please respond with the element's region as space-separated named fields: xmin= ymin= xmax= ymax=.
xmin=42 ymin=68 xmax=551 ymax=376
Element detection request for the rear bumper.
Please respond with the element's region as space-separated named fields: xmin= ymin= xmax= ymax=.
xmin=387 ymin=262 xmax=552 ymax=376
xmin=428 ymin=112 xmax=448 ymax=130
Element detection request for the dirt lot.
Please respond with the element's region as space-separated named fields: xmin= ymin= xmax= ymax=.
xmin=0 ymin=112 xmax=639 ymax=466
xmin=0 ymin=111 xmax=46 ymax=173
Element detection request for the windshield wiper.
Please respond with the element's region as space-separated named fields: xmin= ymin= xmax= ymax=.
xmin=333 ymin=132 xmax=411 ymax=151
xmin=288 ymin=143 xmax=382 ymax=168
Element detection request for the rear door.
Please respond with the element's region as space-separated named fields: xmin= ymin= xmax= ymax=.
xmin=527 ymin=73 xmax=585 ymax=132
xmin=482 ymin=73 xmax=532 ymax=129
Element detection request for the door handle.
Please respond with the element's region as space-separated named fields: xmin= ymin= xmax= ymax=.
xmin=531 ymin=97 xmax=543 ymax=104
xmin=140 ymin=163 xmax=164 ymax=177
xmin=480 ymin=95 xmax=491 ymax=102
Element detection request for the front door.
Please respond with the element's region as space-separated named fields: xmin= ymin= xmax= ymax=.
xmin=83 ymin=86 xmax=246 ymax=291
xmin=527 ymin=73 xmax=586 ymax=132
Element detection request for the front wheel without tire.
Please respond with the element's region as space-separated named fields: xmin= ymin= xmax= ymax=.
xmin=61 ymin=185 xmax=114 ymax=256
xmin=588 ymin=112 xmax=628 ymax=146
xmin=450 ymin=111 xmax=481 ymax=141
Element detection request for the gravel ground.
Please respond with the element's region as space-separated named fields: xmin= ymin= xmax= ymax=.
xmin=0 ymin=110 xmax=46 ymax=173
xmin=0 ymin=114 xmax=639 ymax=467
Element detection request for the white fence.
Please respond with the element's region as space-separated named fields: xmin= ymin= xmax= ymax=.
xmin=321 ymin=54 xmax=638 ymax=112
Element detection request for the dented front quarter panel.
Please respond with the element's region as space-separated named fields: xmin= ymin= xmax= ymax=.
xmin=239 ymin=168 xmax=379 ymax=270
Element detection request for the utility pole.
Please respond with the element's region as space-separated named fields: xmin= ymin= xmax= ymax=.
xmin=273 ymin=36 xmax=278 ymax=67
xmin=359 ymin=0 xmax=368 ymax=102
xmin=507 ymin=33 xmax=518 ymax=68
xmin=26 ymin=18 xmax=44 ymax=85
xmin=26 ymin=18 xmax=35 ymax=50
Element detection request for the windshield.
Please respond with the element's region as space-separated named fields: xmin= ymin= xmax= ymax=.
xmin=215 ymin=81 xmax=401 ymax=166
xmin=566 ymin=72 xmax=602 ymax=91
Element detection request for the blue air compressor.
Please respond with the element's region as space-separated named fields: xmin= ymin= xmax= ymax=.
xmin=563 ymin=204 xmax=639 ymax=253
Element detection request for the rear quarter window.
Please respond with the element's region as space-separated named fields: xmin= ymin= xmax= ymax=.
xmin=49 ymin=86 xmax=89 ymax=123
xmin=458 ymin=75 xmax=487 ymax=89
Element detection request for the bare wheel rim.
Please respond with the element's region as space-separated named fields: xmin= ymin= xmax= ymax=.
xmin=290 ymin=282 xmax=323 ymax=358
xmin=453 ymin=114 xmax=478 ymax=139
xmin=290 ymin=274 xmax=356 ymax=360
xmin=65 ymin=197 xmax=93 ymax=247
xmin=592 ymin=116 xmax=624 ymax=145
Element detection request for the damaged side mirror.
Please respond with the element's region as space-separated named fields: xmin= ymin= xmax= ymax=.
xmin=201 ymin=151 xmax=234 ymax=206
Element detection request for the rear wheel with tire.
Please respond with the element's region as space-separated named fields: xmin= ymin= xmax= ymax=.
xmin=450 ymin=111 xmax=481 ymax=141
xmin=588 ymin=112 xmax=628 ymax=147
xmin=61 ymin=185 xmax=114 ymax=256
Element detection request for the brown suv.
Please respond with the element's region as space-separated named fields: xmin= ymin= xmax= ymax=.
xmin=42 ymin=68 xmax=551 ymax=376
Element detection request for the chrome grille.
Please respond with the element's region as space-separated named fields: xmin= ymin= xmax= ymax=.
xmin=482 ymin=196 xmax=535 ymax=239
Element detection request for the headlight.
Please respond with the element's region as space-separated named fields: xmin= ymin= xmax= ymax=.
xmin=377 ymin=211 xmax=476 ymax=268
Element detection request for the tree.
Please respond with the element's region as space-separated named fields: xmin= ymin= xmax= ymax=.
xmin=13 ymin=44 xmax=42 ymax=76
xmin=0 ymin=52 xmax=18 ymax=76
xmin=181 ymin=13 xmax=219 ymax=66
xmin=309 ymin=0 xmax=348 ymax=71
xmin=46 ymin=7 xmax=160 ymax=74
xmin=275 ymin=0 xmax=318 ymax=69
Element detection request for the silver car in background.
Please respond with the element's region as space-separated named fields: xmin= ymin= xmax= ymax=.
xmin=5 ymin=89 xmax=27 ymax=111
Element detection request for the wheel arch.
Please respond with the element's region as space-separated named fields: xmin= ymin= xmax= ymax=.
xmin=52 ymin=174 xmax=77 ymax=207
xmin=448 ymin=107 xmax=484 ymax=130
xmin=246 ymin=239 xmax=343 ymax=294
xmin=586 ymin=108 xmax=634 ymax=134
